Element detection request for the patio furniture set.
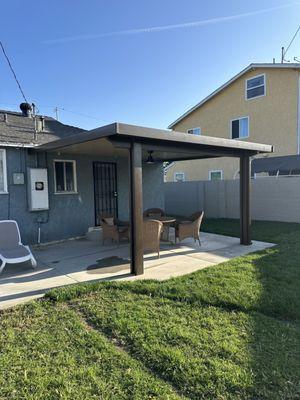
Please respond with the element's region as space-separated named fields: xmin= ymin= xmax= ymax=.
xmin=100 ymin=209 xmax=204 ymax=257
xmin=0 ymin=210 xmax=204 ymax=275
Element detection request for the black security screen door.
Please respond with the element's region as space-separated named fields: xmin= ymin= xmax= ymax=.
xmin=93 ymin=162 xmax=118 ymax=226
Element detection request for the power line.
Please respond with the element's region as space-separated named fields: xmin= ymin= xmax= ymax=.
xmin=0 ymin=41 xmax=29 ymax=103
xmin=282 ymin=24 xmax=300 ymax=61
xmin=58 ymin=107 xmax=102 ymax=121
xmin=0 ymin=101 xmax=101 ymax=122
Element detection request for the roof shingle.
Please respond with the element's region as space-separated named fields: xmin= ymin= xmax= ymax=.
xmin=0 ymin=110 xmax=85 ymax=147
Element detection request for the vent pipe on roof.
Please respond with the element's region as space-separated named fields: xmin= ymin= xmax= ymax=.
xmin=32 ymin=103 xmax=36 ymax=117
xmin=3 ymin=113 xmax=7 ymax=123
xmin=35 ymin=116 xmax=45 ymax=132
xmin=19 ymin=102 xmax=32 ymax=118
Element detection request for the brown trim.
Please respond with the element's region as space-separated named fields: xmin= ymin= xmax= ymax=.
xmin=129 ymin=141 xmax=144 ymax=275
xmin=37 ymin=122 xmax=273 ymax=157
xmin=240 ymin=156 xmax=251 ymax=245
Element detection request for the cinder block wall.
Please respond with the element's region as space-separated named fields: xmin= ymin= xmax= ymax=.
xmin=164 ymin=177 xmax=300 ymax=223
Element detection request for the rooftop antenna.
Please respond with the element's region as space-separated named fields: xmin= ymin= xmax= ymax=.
xmin=282 ymin=24 xmax=300 ymax=63
xmin=54 ymin=106 xmax=59 ymax=121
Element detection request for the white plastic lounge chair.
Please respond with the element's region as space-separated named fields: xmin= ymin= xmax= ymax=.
xmin=0 ymin=220 xmax=37 ymax=274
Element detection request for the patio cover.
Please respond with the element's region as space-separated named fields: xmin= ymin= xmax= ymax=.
xmin=38 ymin=122 xmax=273 ymax=275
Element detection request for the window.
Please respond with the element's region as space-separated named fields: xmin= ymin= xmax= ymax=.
xmin=231 ymin=117 xmax=249 ymax=139
xmin=54 ymin=160 xmax=77 ymax=193
xmin=187 ymin=127 xmax=201 ymax=135
xmin=174 ymin=172 xmax=185 ymax=182
xmin=246 ymin=74 xmax=265 ymax=100
xmin=209 ymin=170 xmax=223 ymax=181
xmin=0 ymin=149 xmax=7 ymax=193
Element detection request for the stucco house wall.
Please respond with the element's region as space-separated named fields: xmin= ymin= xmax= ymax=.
xmin=0 ymin=147 xmax=164 ymax=244
xmin=166 ymin=67 xmax=300 ymax=181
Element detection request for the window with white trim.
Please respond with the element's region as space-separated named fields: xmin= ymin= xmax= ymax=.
xmin=209 ymin=170 xmax=222 ymax=181
xmin=174 ymin=172 xmax=185 ymax=182
xmin=246 ymin=74 xmax=265 ymax=100
xmin=231 ymin=117 xmax=249 ymax=139
xmin=187 ymin=127 xmax=201 ymax=135
xmin=0 ymin=149 xmax=8 ymax=193
xmin=54 ymin=160 xmax=77 ymax=193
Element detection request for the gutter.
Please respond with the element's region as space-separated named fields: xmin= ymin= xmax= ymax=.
xmin=0 ymin=142 xmax=40 ymax=148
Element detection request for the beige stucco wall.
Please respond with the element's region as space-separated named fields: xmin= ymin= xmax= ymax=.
xmin=166 ymin=68 xmax=299 ymax=181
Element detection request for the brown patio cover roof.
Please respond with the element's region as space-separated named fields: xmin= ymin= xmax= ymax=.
xmin=37 ymin=122 xmax=273 ymax=161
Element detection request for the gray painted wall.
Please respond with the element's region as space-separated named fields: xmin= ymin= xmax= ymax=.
xmin=0 ymin=147 xmax=164 ymax=244
xmin=164 ymin=177 xmax=300 ymax=223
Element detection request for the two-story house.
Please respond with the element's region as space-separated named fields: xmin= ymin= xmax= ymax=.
xmin=165 ymin=63 xmax=300 ymax=181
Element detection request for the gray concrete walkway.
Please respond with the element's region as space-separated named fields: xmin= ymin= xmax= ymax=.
xmin=0 ymin=230 xmax=274 ymax=309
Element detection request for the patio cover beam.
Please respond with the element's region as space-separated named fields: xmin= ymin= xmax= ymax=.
xmin=240 ymin=156 xmax=251 ymax=245
xmin=110 ymin=138 xmax=250 ymax=159
xmin=129 ymin=140 xmax=144 ymax=275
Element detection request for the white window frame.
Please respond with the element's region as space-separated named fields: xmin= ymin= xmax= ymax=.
xmin=245 ymin=73 xmax=266 ymax=100
xmin=209 ymin=170 xmax=223 ymax=181
xmin=230 ymin=116 xmax=249 ymax=140
xmin=174 ymin=172 xmax=185 ymax=182
xmin=0 ymin=149 xmax=8 ymax=194
xmin=187 ymin=127 xmax=201 ymax=135
xmin=53 ymin=159 xmax=77 ymax=194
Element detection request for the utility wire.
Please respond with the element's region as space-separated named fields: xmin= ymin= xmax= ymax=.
xmin=0 ymin=102 xmax=101 ymax=122
xmin=283 ymin=24 xmax=300 ymax=58
xmin=58 ymin=107 xmax=102 ymax=121
xmin=0 ymin=41 xmax=29 ymax=103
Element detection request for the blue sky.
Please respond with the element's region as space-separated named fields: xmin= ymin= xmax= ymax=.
xmin=1 ymin=0 xmax=300 ymax=129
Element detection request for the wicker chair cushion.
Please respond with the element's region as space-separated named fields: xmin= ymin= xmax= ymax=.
xmin=103 ymin=217 xmax=114 ymax=226
xmin=148 ymin=213 xmax=161 ymax=219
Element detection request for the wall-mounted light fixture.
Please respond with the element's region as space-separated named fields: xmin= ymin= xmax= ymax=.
xmin=146 ymin=151 xmax=155 ymax=164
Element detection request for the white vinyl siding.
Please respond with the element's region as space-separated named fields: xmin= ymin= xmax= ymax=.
xmin=0 ymin=149 xmax=8 ymax=193
xmin=246 ymin=74 xmax=266 ymax=100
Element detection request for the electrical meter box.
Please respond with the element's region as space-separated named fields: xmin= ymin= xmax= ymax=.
xmin=28 ymin=168 xmax=49 ymax=211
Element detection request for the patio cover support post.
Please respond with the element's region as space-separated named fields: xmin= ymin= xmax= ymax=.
xmin=240 ymin=155 xmax=252 ymax=245
xmin=129 ymin=140 xmax=144 ymax=275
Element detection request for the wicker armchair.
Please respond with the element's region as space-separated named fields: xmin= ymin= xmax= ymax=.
xmin=143 ymin=220 xmax=163 ymax=258
xmin=143 ymin=208 xmax=166 ymax=219
xmin=100 ymin=214 xmax=130 ymax=244
xmin=175 ymin=211 xmax=204 ymax=245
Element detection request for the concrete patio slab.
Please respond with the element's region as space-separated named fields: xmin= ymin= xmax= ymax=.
xmin=0 ymin=231 xmax=274 ymax=310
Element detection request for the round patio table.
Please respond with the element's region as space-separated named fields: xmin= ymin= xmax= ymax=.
xmin=145 ymin=216 xmax=176 ymax=242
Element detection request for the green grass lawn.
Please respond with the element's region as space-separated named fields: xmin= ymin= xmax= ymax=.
xmin=1 ymin=219 xmax=300 ymax=399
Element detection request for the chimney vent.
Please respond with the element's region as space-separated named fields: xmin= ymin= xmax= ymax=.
xmin=3 ymin=113 xmax=8 ymax=123
xmin=35 ymin=116 xmax=45 ymax=132
xmin=19 ymin=102 xmax=32 ymax=118
xmin=32 ymin=103 xmax=36 ymax=116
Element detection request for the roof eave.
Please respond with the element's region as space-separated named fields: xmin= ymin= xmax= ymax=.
xmin=36 ymin=122 xmax=273 ymax=156
xmin=0 ymin=142 xmax=39 ymax=148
